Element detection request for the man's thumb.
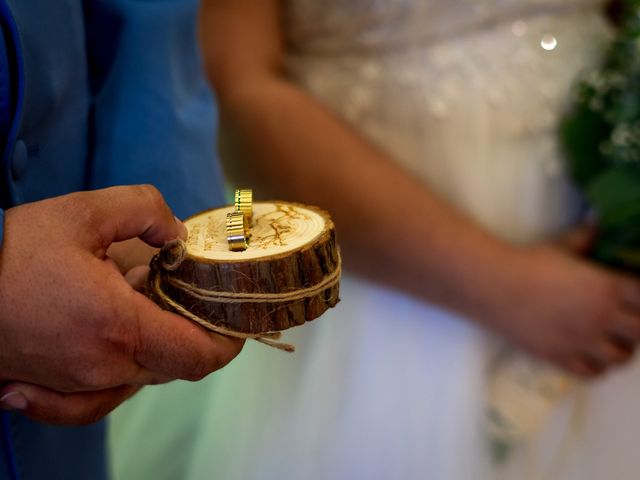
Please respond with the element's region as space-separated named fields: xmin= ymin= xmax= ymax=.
xmin=85 ymin=185 xmax=187 ymax=248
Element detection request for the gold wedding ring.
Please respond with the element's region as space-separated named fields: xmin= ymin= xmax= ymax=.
xmin=235 ymin=188 xmax=253 ymax=224
xmin=226 ymin=211 xmax=250 ymax=251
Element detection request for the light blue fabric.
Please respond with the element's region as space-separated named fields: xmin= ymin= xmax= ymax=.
xmin=0 ymin=0 xmax=225 ymax=478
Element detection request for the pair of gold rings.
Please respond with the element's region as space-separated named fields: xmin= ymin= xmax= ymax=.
xmin=227 ymin=189 xmax=253 ymax=251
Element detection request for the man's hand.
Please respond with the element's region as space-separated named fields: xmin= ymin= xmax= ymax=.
xmin=0 ymin=185 xmax=244 ymax=424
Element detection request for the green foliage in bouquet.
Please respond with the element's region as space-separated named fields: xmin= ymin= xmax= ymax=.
xmin=562 ymin=0 xmax=640 ymax=269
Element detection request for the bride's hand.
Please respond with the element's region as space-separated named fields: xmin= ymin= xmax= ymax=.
xmin=486 ymin=243 xmax=640 ymax=378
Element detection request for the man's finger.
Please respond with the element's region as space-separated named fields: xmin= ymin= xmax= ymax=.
xmin=0 ymin=383 xmax=140 ymax=426
xmin=128 ymin=291 xmax=244 ymax=382
xmin=124 ymin=265 xmax=150 ymax=293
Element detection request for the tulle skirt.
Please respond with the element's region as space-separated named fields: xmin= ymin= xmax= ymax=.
xmin=110 ymin=274 xmax=496 ymax=480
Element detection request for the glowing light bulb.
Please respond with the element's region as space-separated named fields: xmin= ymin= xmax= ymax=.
xmin=541 ymin=34 xmax=557 ymax=51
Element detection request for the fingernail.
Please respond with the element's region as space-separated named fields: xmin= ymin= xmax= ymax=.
xmin=174 ymin=216 xmax=188 ymax=240
xmin=0 ymin=392 xmax=27 ymax=411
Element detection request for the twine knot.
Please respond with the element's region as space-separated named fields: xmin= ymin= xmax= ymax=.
xmin=159 ymin=239 xmax=187 ymax=272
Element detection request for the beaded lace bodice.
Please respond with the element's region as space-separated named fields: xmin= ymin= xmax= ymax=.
xmin=286 ymin=0 xmax=604 ymax=53
xmin=284 ymin=0 xmax=611 ymax=242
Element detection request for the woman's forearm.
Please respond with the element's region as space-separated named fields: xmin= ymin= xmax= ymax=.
xmin=199 ymin=0 xmax=521 ymax=326
xmin=198 ymin=0 xmax=640 ymax=377
xmin=214 ymin=73 xmax=523 ymax=323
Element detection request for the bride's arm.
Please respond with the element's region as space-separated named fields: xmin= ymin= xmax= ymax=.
xmin=200 ymin=0 xmax=640 ymax=376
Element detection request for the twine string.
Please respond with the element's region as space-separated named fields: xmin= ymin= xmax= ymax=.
xmin=150 ymin=240 xmax=341 ymax=352
xmin=167 ymin=264 xmax=342 ymax=304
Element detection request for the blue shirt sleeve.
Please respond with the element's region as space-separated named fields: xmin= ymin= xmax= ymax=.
xmin=0 ymin=2 xmax=18 ymax=246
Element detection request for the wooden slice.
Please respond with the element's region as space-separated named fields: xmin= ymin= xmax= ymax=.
xmin=149 ymin=202 xmax=341 ymax=334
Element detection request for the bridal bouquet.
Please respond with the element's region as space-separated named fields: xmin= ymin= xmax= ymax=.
xmin=562 ymin=0 xmax=640 ymax=268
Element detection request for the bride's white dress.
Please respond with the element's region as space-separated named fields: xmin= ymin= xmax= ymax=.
xmin=110 ymin=1 xmax=640 ymax=479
